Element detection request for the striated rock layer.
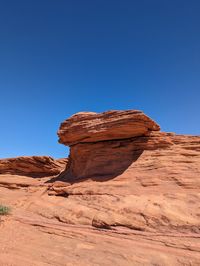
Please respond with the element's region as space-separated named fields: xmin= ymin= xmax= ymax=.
xmin=0 ymin=133 xmax=199 ymax=265
xmin=61 ymin=131 xmax=172 ymax=181
xmin=0 ymin=110 xmax=199 ymax=266
xmin=58 ymin=110 xmax=164 ymax=181
xmin=0 ymin=156 xmax=67 ymax=177
xmin=58 ymin=110 xmax=160 ymax=145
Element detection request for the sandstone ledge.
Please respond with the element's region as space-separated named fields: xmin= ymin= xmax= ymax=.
xmin=0 ymin=156 xmax=67 ymax=177
xmin=58 ymin=110 xmax=160 ymax=146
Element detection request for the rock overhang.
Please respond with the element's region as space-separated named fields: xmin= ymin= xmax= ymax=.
xmin=56 ymin=110 xmax=168 ymax=181
xmin=57 ymin=110 xmax=160 ymax=146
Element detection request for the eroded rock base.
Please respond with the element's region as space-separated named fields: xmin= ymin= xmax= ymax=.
xmin=0 ymin=134 xmax=199 ymax=265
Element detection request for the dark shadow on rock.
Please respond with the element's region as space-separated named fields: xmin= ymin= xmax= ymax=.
xmin=46 ymin=134 xmax=152 ymax=184
xmin=90 ymin=150 xmax=144 ymax=182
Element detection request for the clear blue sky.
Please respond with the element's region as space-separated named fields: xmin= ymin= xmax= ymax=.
xmin=0 ymin=0 xmax=199 ymax=159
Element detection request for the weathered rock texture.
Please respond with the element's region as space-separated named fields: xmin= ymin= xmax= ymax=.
xmin=0 ymin=110 xmax=199 ymax=266
xmin=61 ymin=131 xmax=173 ymax=181
xmin=58 ymin=110 xmax=170 ymax=181
xmin=0 ymin=156 xmax=67 ymax=176
xmin=58 ymin=110 xmax=160 ymax=145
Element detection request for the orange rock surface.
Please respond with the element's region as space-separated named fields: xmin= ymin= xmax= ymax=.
xmin=58 ymin=110 xmax=164 ymax=181
xmin=58 ymin=110 xmax=160 ymax=145
xmin=0 ymin=156 xmax=67 ymax=176
xmin=0 ymin=110 xmax=199 ymax=266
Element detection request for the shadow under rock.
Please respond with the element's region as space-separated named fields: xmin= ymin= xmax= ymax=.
xmin=47 ymin=134 xmax=150 ymax=184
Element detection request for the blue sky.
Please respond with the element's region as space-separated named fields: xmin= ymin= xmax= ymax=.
xmin=0 ymin=0 xmax=199 ymax=158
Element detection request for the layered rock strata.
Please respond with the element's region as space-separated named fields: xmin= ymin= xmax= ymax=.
xmin=0 ymin=110 xmax=199 ymax=265
xmin=0 ymin=156 xmax=67 ymax=176
xmin=58 ymin=110 xmax=160 ymax=145
xmin=57 ymin=110 xmax=171 ymax=181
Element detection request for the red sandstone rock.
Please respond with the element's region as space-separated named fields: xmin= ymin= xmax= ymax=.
xmin=0 ymin=133 xmax=199 ymax=265
xmin=61 ymin=131 xmax=172 ymax=181
xmin=0 ymin=110 xmax=199 ymax=266
xmin=58 ymin=110 xmax=168 ymax=181
xmin=0 ymin=156 xmax=67 ymax=176
xmin=58 ymin=110 xmax=160 ymax=145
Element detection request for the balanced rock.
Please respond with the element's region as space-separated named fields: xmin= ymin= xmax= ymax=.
xmin=58 ymin=110 xmax=171 ymax=181
xmin=58 ymin=110 xmax=160 ymax=145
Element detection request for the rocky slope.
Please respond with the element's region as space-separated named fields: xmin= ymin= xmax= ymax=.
xmin=0 ymin=156 xmax=67 ymax=176
xmin=0 ymin=110 xmax=199 ymax=266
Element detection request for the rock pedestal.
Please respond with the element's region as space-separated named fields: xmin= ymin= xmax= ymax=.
xmin=57 ymin=110 xmax=171 ymax=181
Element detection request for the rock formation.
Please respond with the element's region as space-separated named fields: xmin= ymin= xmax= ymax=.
xmin=0 ymin=156 xmax=67 ymax=176
xmin=0 ymin=109 xmax=199 ymax=266
xmin=58 ymin=110 xmax=160 ymax=145
xmin=57 ymin=110 xmax=172 ymax=181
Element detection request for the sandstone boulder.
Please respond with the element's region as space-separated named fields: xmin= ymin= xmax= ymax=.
xmin=58 ymin=110 xmax=160 ymax=146
xmin=58 ymin=110 xmax=171 ymax=181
